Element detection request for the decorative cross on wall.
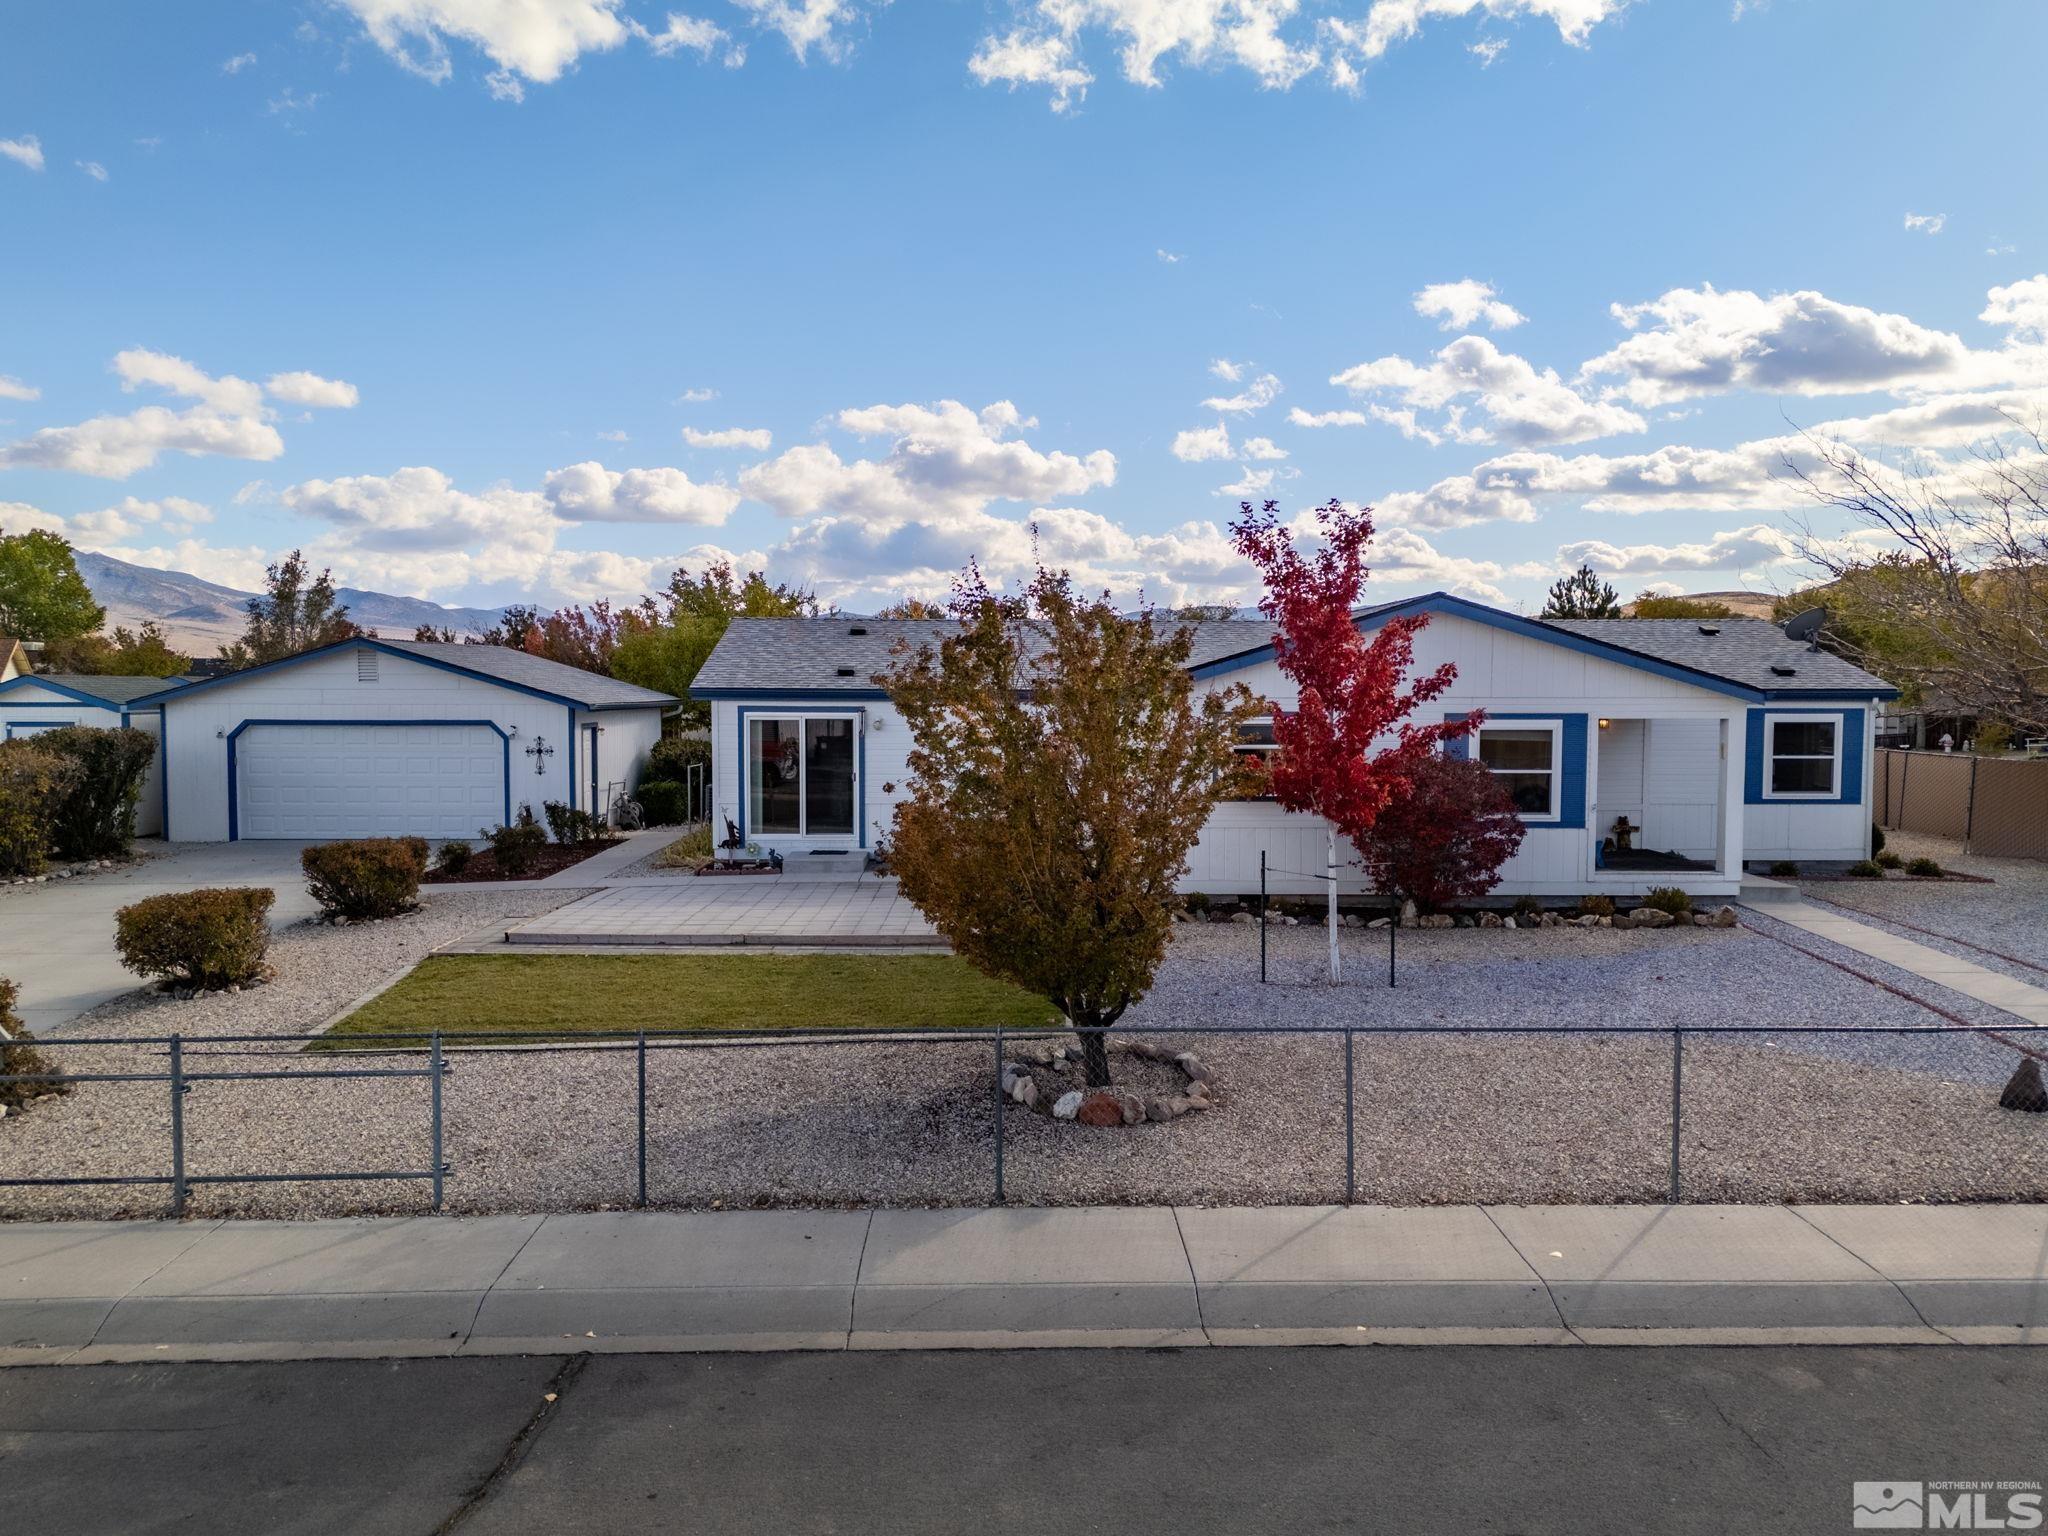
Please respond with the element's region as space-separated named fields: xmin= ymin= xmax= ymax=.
xmin=525 ymin=735 xmax=554 ymax=776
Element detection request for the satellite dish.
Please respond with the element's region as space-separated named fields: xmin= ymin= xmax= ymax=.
xmin=1782 ymin=606 xmax=1826 ymax=646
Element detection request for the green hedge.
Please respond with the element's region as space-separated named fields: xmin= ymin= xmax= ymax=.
xmin=635 ymin=779 xmax=690 ymax=826
xmin=0 ymin=741 xmax=79 ymax=879
xmin=115 ymin=887 xmax=274 ymax=990
xmin=646 ymin=733 xmax=710 ymax=782
xmin=482 ymin=815 xmax=547 ymax=875
xmin=35 ymin=725 xmax=156 ymax=861
xmin=302 ymin=836 xmax=430 ymax=919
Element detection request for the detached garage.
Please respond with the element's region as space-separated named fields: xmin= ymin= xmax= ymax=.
xmin=138 ymin=638 xmax=677 ymax=842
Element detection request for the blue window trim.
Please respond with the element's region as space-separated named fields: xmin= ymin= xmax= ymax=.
xmin=1446 ymin=710 xmax=1588 ymax=829
xmin=130 ymin=636 xmax=652 ymax=712
xmin=5 ymin=719 xmax=73 ymax=737
xmin=565 ymin=705 xmax=577 ymax=814
xmin=735 ymin=705 xmax=868 ymax=849
xmin=160 ymin=707 xmax=170 ymax=839
xmin=225 ymin=718 xmax=512 ymax=841
xmin=1745 ymin=707 xmax=1865 ymax=806
xmin=584 ymin=722 xmax=600 ymax=811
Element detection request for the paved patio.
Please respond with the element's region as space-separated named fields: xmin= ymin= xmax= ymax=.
xmin=503 ymin=877 xmax=941 ymax=947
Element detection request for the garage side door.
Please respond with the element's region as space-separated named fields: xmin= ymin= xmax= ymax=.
xmin=237 ymin=723 xmax=504 ymax=840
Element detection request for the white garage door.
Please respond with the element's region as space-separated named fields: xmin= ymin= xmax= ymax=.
xmin=236 ymin=723 xmax=505 ymax=840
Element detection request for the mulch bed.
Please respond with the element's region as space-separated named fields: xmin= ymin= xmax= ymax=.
xmin=423 ymin=840 xmax=621 ymax=884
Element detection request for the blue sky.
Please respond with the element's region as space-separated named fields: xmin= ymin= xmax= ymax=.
xmin=2 ymin=0 xmax=2045 ymax=616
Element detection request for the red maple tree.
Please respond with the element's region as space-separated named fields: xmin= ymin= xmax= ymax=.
xmin=1231 ymin=498 xmax=1476 ymax=978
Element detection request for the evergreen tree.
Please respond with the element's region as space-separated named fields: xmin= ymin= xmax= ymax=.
xmin=1540 ymin=563 xmax=1622 ymax=619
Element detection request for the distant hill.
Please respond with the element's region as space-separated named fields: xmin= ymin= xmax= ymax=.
xmin=73 ymin=550 xmax=511 ymax=656
xmin=1620 ymin=589 xmax=1786 ymax=620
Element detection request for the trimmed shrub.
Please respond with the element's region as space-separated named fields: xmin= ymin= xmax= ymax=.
xmin=435 ymin=839 xmax=473 ymax=876
xmin=1643 ymin=886 xmax=1692 ymax=916
xmin=646 ymin=733 xmax=711 ymax=783
xmin=114 ymin=887 xmax=273 ymax=990
xmin=36 ymin=724 xmax=157 ymax=861
xmin=1 ymin=977 xmax=70 ymax=1109
xmin=1510 ymin=894 xmax=1543 ymax=922
xmin=1361 ymin=753 xmax=1527 ymax=913
xmin=1769 ymin=860 xmax=1799 ymax=877
xmin=481 ymin=818 xmax=547 ymax=876
xmin=0 ymin=741 xmax=79 ymax=879
xmin=1184 ymin=891 xmax=1211 ymax=916
xmin=1907 ymin=856 xmax=1943 ymax=878
xmin=1577 ymin=894 xmax=1615 ymax=918
xmin=542 ymin=800 xmax=606 ymax=846
xmin=635 ymin=779 xmax=690 ymax=826
xmin=302 ymin=837 xmax=429 ymax=919
xmin=1871 ymin=822 xmax=1887 ymax=856
xmin=1875 ymin=850 xmax=1904 ymax=870
xmin=1846 ymin=859 xmax=1884 ymax=879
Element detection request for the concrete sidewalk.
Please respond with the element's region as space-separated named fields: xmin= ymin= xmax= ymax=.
xmin=4 ymin=1204 xmax=2045 ymax=1364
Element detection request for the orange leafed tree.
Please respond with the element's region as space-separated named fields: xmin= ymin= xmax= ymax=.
xmin=877 ymin=564 xmax=1259 ymax=1087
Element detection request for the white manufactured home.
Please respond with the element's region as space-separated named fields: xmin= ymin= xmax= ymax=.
xmin=131 ymin=637 xmax=676 ymax=842
xmin=0 ymin=672 xmax=174 ymax=835
xmin=691 ymin=595 xmax=1900 ymax=901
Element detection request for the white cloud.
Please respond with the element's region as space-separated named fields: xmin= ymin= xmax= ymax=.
xmin=1334 ymin=335 xmax=1643 ymax=446
xmin=0 ymin=501 xmax=68 ymax=537
xmin=222 ymin=51 xmax=259 ymax=74
xmin=1580 ymin=283 xmax=1972 ymax=406
xmin=99 ymin=538 xmax=273 ymax=593
xmin=1414 ymin=278 xmax=1525 ymax=331
xmin=114 ymin=349 xmax=265 ymax=415
xmin=682 ymin=425 xmax=773 ymax=450
xmin=675 ymin=386 xmax=718 ymax=403
xmin=76 ymin=160 xmax=108 ymax=182
xmin=66 ymin=495 xmax=214 ymax=546
xmin=0 ymin=407 xmax=283 ymax=478
xmin=1903 ymin=211 xmax=1946 ymax=235
xmin=1216 ymin=466 xmax=1285 ymax=496
xmin=1171 ymin=423 xmax=1234 ymax=462
xmin=265 ymin=370 xmax=361 ymax=408
xmin=729 ymin=0 xmax=864 ymax=61
xmin=1361 ymin=525 xmax=1508 ymax=603
xmin=597 ymin=428 xmax=629 ymax=442
xmin=0 ymin=375 xmax=38 ymax=402
xmin=332 ymin=0 xmax=632 ymax=85
xmin=632 ymin=12 xmax=727 ymax=56
xmin=0 ymin=136 xmax=43 ymax=172
xmin=1553 ymin=523 xmax=1800 ymax=577
xmin=1155 ymin=246 xmax=1185 ymax=263
xmin=281 ymin=466 xmax=558 ymax=589
xmin=1468 ymin=36 xmax=1506 ymax=64
xmin=973 ymin=31 xmax=1095 ymax=111
xmin=1288 ymin=406 xmax=1369 ymax=428
xmin=267 ymin=87 xmax=323 ymax=114
xmin=542 ymin=461 xmax=741 ymax=524
xmin=740 ymin=400 xmax=1115 ymax=523
xmin=1201 ymin=371 xmax=1281 ymax=414
xmin=1981 ymin=275 xmax=2048 ymax=344
xmin=1241 ymin=436 xmax=1288 ymax=460
xmin=1209 ymin=358 xmax=1245 ymax=382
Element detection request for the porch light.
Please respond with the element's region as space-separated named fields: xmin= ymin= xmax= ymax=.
xmin=1598 ymin=718 xmax=1612 ymax=730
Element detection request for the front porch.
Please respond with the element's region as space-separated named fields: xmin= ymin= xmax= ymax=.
xmin=1582 ymin=713 xmax=1743 ymax=897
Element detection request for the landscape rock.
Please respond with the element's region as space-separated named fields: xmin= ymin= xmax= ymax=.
xmin=1999 ymin=1059 xmax=2048 ymax=1113
xmin=1574 ymin=915 xmax=1599 ymax=928
xmin=1052 ymin=1091 xmax=1082 ymax=1121
xmin=1419 ymin=914 xmax=1454 ymax=929
xmin=1076 ymin=1091 xmax=1124 ymax=1127
xmin=1399 ymin=899 xmax=1419 ymax=929
xmin=1230 ymin=911 xmax=1257 ymax=926
xmin=1145 ymin=1097 xmax=1177 ymax=1123
xmin=1501 ymin=916 xmax=1516 ymax=930
xmin=1367 ymin=918 xmax=1390 ymax=930
xmin=1477 ymin=912 xmax=1504 ymax=929
xmin=1714 ymin=906 xmax=1739 ymax=928
xmin=1176 ymin=1053 xmax=1213 ymax=1084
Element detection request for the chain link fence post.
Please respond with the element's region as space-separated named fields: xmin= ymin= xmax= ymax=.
xmin=430 ymin=1031 xmax=444 ymax=1211
xmin=1668 ymin=1026 xmax=1683 ymax=1204
xmin=636 ymin=1029 xmax=649 ymax=1208
xmin=1344 ymin=1026 xmax=1355 ymax=1205
xmin=993 ymin=1023 xmax=1006 ymax=1205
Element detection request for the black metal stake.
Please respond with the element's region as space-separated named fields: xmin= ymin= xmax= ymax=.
xmin=1669 ymin=1027 xmax=1683 ymax=1204
xmin=1245 ymin=856 xmax=1261 ymax=987
xmin=636 ymin=1029 xmax=649 ymax=1208
xmin=993 ymin=1023 xmax=1006 ymax=1205
xmin=1388 ymin=899 xmax=1398 ymax=988
xmin=168 ymin=1035 xmax=186 ymax=1218
xmin=1344 ymin=1027 xmax=1355 ymax=1205
xmin=430 ymin=1031 xmax=444 ymax=1211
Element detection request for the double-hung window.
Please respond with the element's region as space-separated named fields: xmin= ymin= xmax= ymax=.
xmin=1225 ymin=719 xmax=1280 ymax=799
xmin=1475 ymin=720 xmax=1561 ymax=821
xmin=746 ymin=714 xmax=857 ymax=836
xmin=1765 ymin=715 xmax=1841 ymax=798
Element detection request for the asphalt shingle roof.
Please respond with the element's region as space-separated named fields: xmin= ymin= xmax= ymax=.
xmin=374 ymin=640 xmax=679 ymax=708
xmin=1540 ymin=617 xmax=1896 ymax=696
xmin=19 ymin=673 xmax=188 ymax=705
xmin=694 ymin=600 xmax=1899 ymax=700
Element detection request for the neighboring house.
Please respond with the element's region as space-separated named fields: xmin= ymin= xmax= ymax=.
xmin=132 ymin=637 xmax=677 ymax=841
xmin=0 ymin=635 xmax=29 ymax=681
xmin=0 ymin=673 xmax=178 ymax=835
xmin=691 ymin=595 xmax=1900 ymax=899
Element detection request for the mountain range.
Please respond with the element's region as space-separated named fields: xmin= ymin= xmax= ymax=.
xmin=74 ymin=550 xmax=511 ymax=656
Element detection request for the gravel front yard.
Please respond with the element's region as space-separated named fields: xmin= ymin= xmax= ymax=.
xmin=5 ymin=907 xmax=2044 ymax=1219
xmin=1797 ymin=831 xmax=2048 ymax=986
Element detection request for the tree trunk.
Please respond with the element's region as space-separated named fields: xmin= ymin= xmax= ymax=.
xmin=1077 ymin=1021 xmax=1113 ymax=1088
xmin=1326 ymin=826 xmax=1342 ymax=985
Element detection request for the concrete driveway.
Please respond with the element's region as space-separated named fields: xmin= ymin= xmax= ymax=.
xmin=1 ymin=841 xmax=322 ymax=1035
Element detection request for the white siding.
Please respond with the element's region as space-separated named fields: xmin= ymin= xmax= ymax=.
xmin=160 ymin=648 xmax=583 ymax=842
xmin=709 ymin=696 xmax=910 ymax=853
xmin=0 ymin=693 xmax=163 ymax=836
xmin=575 ymin=707 xmax=664 ymax=816
xmin=1642 ymin=718 xmax=1722 ymax=859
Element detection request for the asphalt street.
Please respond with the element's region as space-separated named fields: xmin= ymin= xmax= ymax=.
xmin=3 ymin=1347 xmax=2044 ymax=1535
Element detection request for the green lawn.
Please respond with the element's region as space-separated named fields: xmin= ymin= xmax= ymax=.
xmin=320 ymin=952 xmax=1056 ymax=1046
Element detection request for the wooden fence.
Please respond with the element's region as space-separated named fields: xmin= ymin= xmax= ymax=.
xmin=1875 ymin=748 xmax=2048 ymax=858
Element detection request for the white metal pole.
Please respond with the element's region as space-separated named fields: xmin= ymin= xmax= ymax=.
xmin=1326 ymin=825 xmax=1341 ymax=985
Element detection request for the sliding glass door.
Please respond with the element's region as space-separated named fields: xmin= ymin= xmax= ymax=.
xmin=746 ymin=713 xmax=858 ymax=838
